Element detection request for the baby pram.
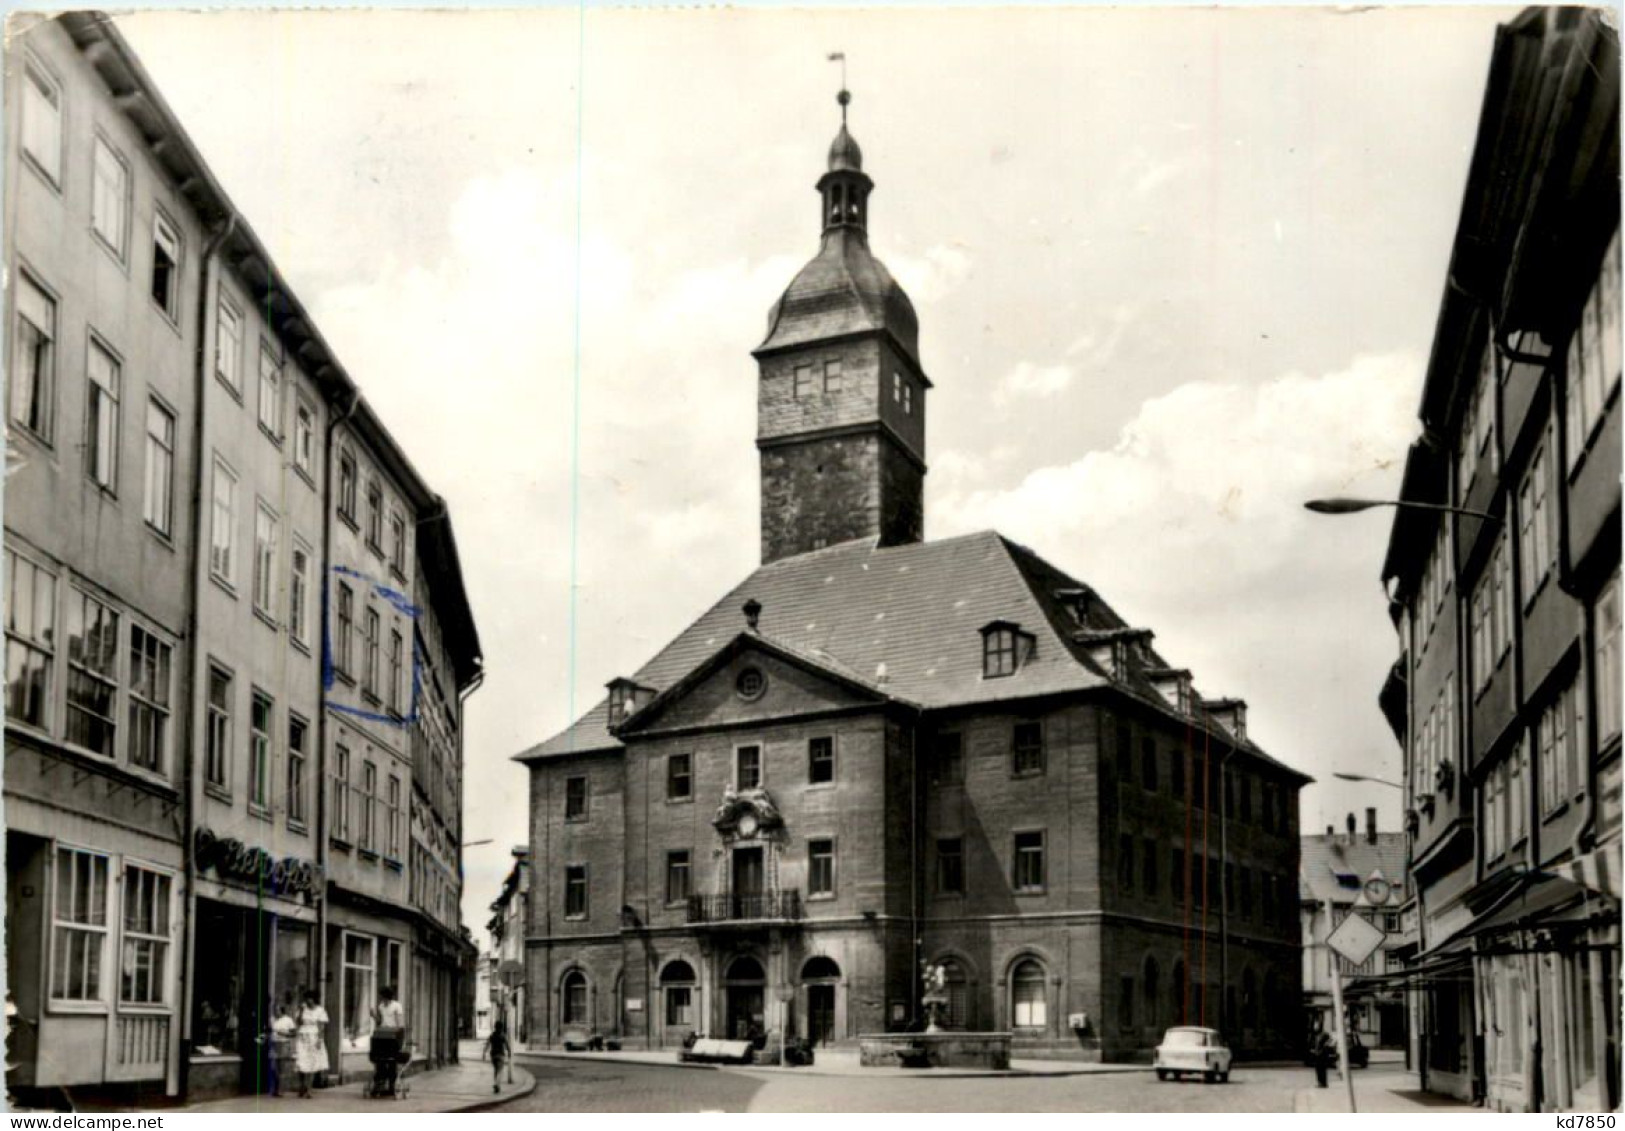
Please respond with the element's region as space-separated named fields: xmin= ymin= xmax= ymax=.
xmin=365 ymin=1030 xmax=411 ymax=1099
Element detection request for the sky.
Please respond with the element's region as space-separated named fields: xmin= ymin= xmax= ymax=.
xmin=113 ymin=4 xmax=1518 ymax=939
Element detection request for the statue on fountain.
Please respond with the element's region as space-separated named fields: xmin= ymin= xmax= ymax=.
xmin=920 ymin=960 xmax=949 ymax=1033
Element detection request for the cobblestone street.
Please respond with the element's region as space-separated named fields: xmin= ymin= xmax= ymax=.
xmin=501 ymin=1055 xmax=1450 ymax=1113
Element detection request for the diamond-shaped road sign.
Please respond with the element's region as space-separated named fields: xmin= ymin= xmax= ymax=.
xmin=1327 ymin=911 xmax=1386 ymax=968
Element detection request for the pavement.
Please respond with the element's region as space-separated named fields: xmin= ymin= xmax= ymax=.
xmin=515 ymin=1044 xmax=1150 ymax=1078
xmin=168 ymin=1041 xmax=535 ymax=1114
xmin=1293 ymin=1066 xmax=1486 ymax=1114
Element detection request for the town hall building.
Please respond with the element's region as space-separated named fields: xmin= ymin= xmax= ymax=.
xmin=516 ymin=93 xmax=1310 ymax=1060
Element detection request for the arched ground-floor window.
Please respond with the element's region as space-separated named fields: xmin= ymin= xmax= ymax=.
xmin=1011 ymin=958 xmax=1047 ymax=1030
xmin=561 ymin=970 xmax=588 ymax=1027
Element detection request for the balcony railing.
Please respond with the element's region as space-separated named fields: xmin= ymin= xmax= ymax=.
xmin=686 ymin=890 xmax=802 ymax=924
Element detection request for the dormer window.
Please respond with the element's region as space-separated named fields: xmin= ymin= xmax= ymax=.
xmin=607 ymin=678 xmax=654 ymax=726
xmin=981 ymin=621 xmax=1035 ymax=679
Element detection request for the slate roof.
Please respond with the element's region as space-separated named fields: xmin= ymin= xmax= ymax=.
xmin=756 ymin=227 xmax=922 ymax=368
xmin=1298 ymin=831 xmax=1409 ymax=906
xmin=517 ymin=531 xmax=1310 ymax=785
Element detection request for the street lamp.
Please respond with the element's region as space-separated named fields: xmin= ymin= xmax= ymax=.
xmin=1304 ymin=497 xmax=1498 ymax=521
xmin=461 ymin=838 xmax=494 ymax=848
xmin=1332 ymin=772 xmax=1403 ymax=791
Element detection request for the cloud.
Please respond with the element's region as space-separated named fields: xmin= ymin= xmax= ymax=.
xmin=995 ymin=360 xmax=1076 ymax=405
xmin=887 ymin=243 xmax=973 ymax=305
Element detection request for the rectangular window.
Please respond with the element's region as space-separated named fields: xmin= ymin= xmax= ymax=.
xmin=666 ymin=985 xmax=693 ymax=1027
xmin=388 ymin=628 xmax=404 ymax=714
xmin=823 ymin=359 xmax=843 ymax=394
xmin=366 ymin=481 xmax=384 ymax=551
xmin=1142 ymin=838 xmax=1159 ymax=897
xmin=1117 ymin=833 xmax=1134 ymax=892
xmin=807 ymin=838 xmax=835 ymax=897
xmin=21 ymin=60 xmax=61 ymax=184
xmin=66 ymin=589 xmax=119 ymax=756
xmin=1567 ymin=231 xmax=1623 ymax=468
xmin=1596 ymin=571 xmax=1622 ymax=746
xmin=565 ymin=775 xmax=588 ymax=821
xmin=390 ymin=513 xmax=407 ymax=576
xmin=342 ymin=934 xmax=376 ymax=1045
xmin=361 ymin=761 xmax=377 ymax=851
xmin=736 ymin=744 xmax=762 ymax=790
xmin=1141 ymin=737 xmax=1158 ymax=791
xmin=257 ymin=344 xmax=282 ymax=438
xmin=119 ymin=865 xmax=170 ymax=1005
xmin=1240 ymin=866 xmax=1253 ymax=917
xmin=666 ymin=851 xmax=691 ymax=904
xmin=336 ymin=583 xmax=354 ymax=675
xmin=1171 ymin=848 xmax=1185 ymax=902
xmin=387 ymin=776 xmax=402 ymax=858
xmin=143 ymin=399 xmax=175 ymax=536
xmin=893 ymin=371 xmax=904 ymax=404
xmin=216 ymin=301 xmax=242 ymax=394
xmin=91 ymin=137 xmax=129 ymax=258
xmin=331 ymin=745 xmax=352 ymax=841
xmin=12 ymin=273 xmax=57 ymax=440
xmin=364 ymin=606 xmax=381 ymax=697
xmin=1013 ymin=830 xmax=1045 ymax=893
xmin=290 ymin=540 xmax=311 ymax=647
xmin=86 ymin=338 xmax=120 ymax=491
xmin=253 ymin=503 xmax=279 ymax=618
xmin=1520 ymin=445 xmax=1554 ymax=605
xmin=903 ymin=381 xmax=913 ymax=415
xmin=294 ymin=397 xmax=315 ymax=477
xmin=51 ymin=847 xmax=108 ymax=1002
xmin=565 ymin=865 xmax=587 ymax=919
xmin=151 ymin=213 xmax=180 ymax=319
xmin=249 ymin=691 xmax=273 ymax=811
xmin=205 ymin=666 xmax=232 ymax=789
xmin=1013 ymin=721 xmax=1044 ymax=775
xmin=808 ymin=736 xmax=835 ymax=784
xmin=1171 ymin=747 xmax=1185 ymax=798
xmin=793 ymin=364 xmax=813 ymax=399
xmin=6 ymin=549 xmax=56 ymax=730
xmin=127 ymin=625 xmax=171 ymax=775
xmin=936 ymin=837 xmax=964 ymax=895
xmin=288 ymin=715 xmax=309 ymax=827
xmin=936 ymin=731 xmax=964 ymax=784
xmin=210 ymin=457 xmax=237 ymax=584
xmin=667 ymin=753 xmax=693 ymax=800
xmin=338 ymin=450 xmax=358 ymax=522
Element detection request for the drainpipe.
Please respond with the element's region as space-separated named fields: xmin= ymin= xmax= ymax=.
xmin=315 ymin=388 xmax=362 ymax=1021
xmin=179 ymin=209 xmax=237 ymax=1096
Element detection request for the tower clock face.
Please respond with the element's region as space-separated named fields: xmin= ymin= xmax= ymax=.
xmin=737 ymin=813 xmax=760 ymax=837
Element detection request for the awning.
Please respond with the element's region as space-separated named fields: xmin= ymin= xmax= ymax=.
xmin=1546 ymin=843 xmax=1622 ymax=900
xmin=1466 ymin=872 xmax=1590 ymax=938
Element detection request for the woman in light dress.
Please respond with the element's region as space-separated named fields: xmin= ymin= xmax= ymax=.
xmin=294 ymin=990 xmax=330 ymax=1098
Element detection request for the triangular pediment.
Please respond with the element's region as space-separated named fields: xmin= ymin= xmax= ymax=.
xmin=615 ymin=633 xmax=895 ymax=737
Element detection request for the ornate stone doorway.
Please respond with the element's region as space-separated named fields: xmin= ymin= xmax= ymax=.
xmin=723 ymin=955 xmax=767 ymax=1040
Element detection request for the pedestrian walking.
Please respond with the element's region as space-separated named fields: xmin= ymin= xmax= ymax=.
xmin=1312 ymin=1029 xmax=1334 ymax=1088
xmin=486 ymin=1017 xmax=511 ymax=1094
xmin=294 ymin=991 xmax=330 ymax=1098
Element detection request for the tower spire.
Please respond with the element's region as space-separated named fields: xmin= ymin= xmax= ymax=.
xmin=829 ymin=51 xmax=848 ymax=124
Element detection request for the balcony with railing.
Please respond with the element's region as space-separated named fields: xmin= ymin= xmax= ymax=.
xmin=686 ymin=890 xmax=802 ymax=925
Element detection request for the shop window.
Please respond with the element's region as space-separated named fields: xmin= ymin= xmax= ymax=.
xmin=51 ymin=847 xmax=108 ymax=1002
xmin=342 ymin=933 xmax=377 ymax=1048
xmin=120 ymin=865 xmax=171 ymax=1005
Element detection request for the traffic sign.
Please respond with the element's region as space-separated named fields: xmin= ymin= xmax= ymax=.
xmin=498 ymin=960 xmax=525 ymax=988
xmin=1327 ymin=911 xmax=1385 ymax=968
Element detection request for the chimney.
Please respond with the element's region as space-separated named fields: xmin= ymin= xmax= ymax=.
xmin=1366 ymin=807 xmax=1378 ymax=845
xmin=1346 ymin=812 xmax=1357 ymax=844
xmin=743 ymin=598 xmax=762 ymax=630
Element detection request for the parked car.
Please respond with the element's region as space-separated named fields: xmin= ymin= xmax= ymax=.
xmin=1153 ymin=1026 xmax=1232 ymax=1083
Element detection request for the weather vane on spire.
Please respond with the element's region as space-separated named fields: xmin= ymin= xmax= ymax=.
xmin=828 ymin=52 xmax=850 ymax=124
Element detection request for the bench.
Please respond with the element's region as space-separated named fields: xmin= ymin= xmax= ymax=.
xmin=679 ymin=1038 xmax=756 ymax=1065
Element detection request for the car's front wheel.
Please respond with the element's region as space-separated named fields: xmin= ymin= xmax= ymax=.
xmin=1218 ymin=1070 xmax=1230 ymax=1084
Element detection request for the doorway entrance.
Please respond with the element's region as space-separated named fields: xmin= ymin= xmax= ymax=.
xmin=723 ymin=955 xmax=766 ymax=1041
xmin=801 ymin=955 xmax=842 ymax=1045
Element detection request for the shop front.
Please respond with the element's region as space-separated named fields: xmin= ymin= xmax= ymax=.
xmin=185 ymin=827 xmax=322 ymax=1101
xmin=325 ymin=897 xmax=412 ymax=1080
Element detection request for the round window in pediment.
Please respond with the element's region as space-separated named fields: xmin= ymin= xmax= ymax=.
xmin=736 ymin=667 xmax=767 ymax=701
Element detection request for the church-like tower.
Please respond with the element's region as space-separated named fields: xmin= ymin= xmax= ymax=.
xmin=754 ymin=88 xmax=931 ymax=564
